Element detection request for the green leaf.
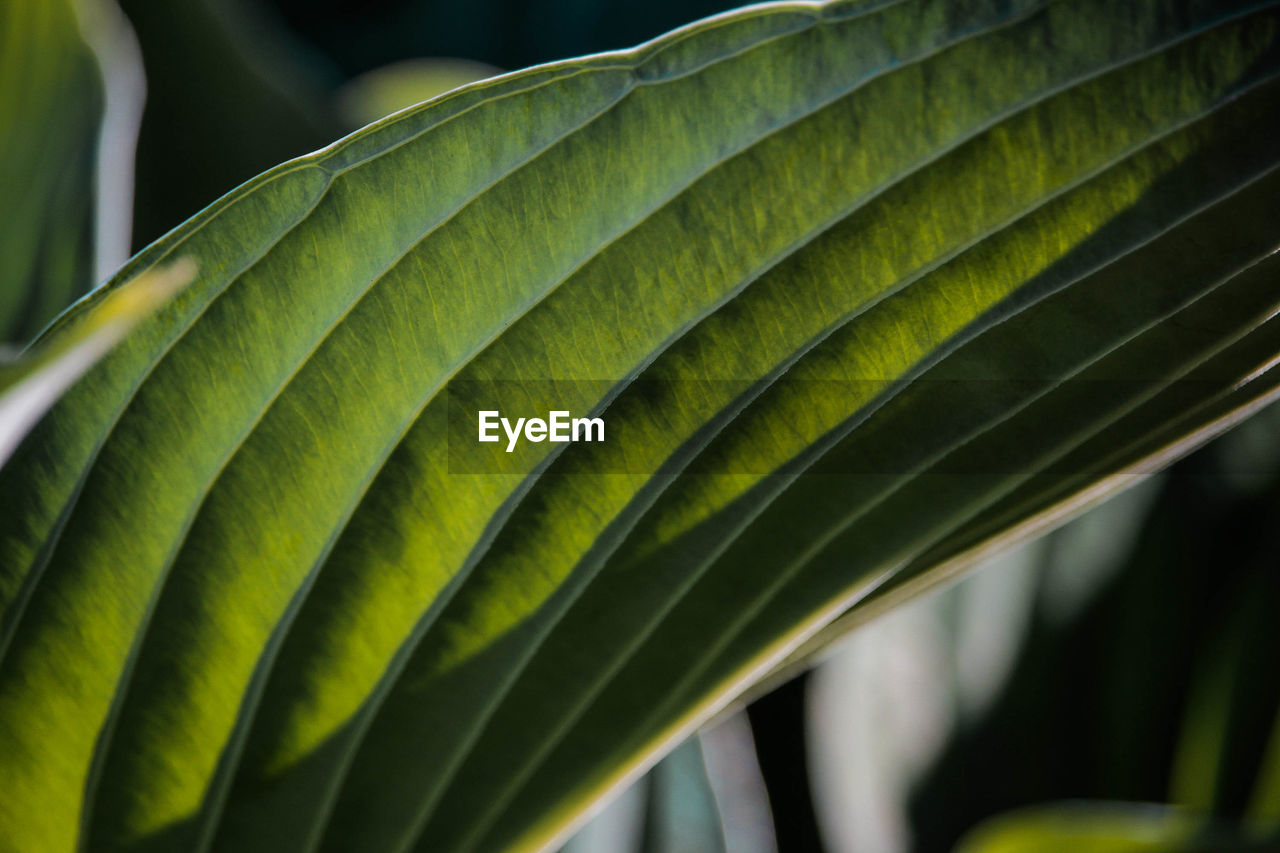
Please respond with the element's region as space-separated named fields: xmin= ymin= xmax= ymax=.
xmin=955 ymin=802 xmax=1278 ymax=853
xmin=2 ymin=1 xmax=1280 ymax=850
xmin=0 ymin=0 xmax=104 ymax=343
xmin=0 ymin=260 xmax=194 ymax=467
xmin=1248 ymin=708 xmax=1280 ymax=827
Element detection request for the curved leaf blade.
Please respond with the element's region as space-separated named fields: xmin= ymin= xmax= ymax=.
xmin=0 ymin=1 xmax=1277 ymax=851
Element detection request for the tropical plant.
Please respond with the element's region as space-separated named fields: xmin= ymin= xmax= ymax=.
xmin=2 ymin=0 xmax=1280 ymax=850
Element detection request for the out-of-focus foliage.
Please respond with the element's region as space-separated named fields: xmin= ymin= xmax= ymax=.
xmin=956 ymin=803 xmax=1273 ymax=853
xmin=0 ymin=0 xmax=102 ymax=344
xmin=561 ymin=712 xmax=777 ymax=853
xmin=638 ymin=737 xmax=726 ymax=853
xmin=0 ymin=259 xmax=193 ymax=466
xmin=905 ymin=404 xmax=1280 ymax=852
xmin=335 ymin=58 xmax=502 ymax=128
xmin=806 ymin=476 xmax=1161 ymax=852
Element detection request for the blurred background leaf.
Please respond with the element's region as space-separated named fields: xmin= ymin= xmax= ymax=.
xmin=954 ymin=802 xmax=1254 ymax=853
xmin=0 ymin=0 xmax=103 ymax=344
xmin=335 ymin=58 xmax=502 ymax=129
xmin=0 ymin=259 xmax=193 ymax=465
xmin=899 ymin=402 xmax=1280 ymax=852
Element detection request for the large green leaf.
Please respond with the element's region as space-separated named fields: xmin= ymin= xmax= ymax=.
xmin=0 ymin=0 xmax=103 ymax=343
xmin=2 ymin=1 xmax=1280 ymax=850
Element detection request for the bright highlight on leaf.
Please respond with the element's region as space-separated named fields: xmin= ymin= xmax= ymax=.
xmin=0 ymin=258 xmax=194 ymax=466
xmin=1 ymin=1 xmax=1279 ymax=851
